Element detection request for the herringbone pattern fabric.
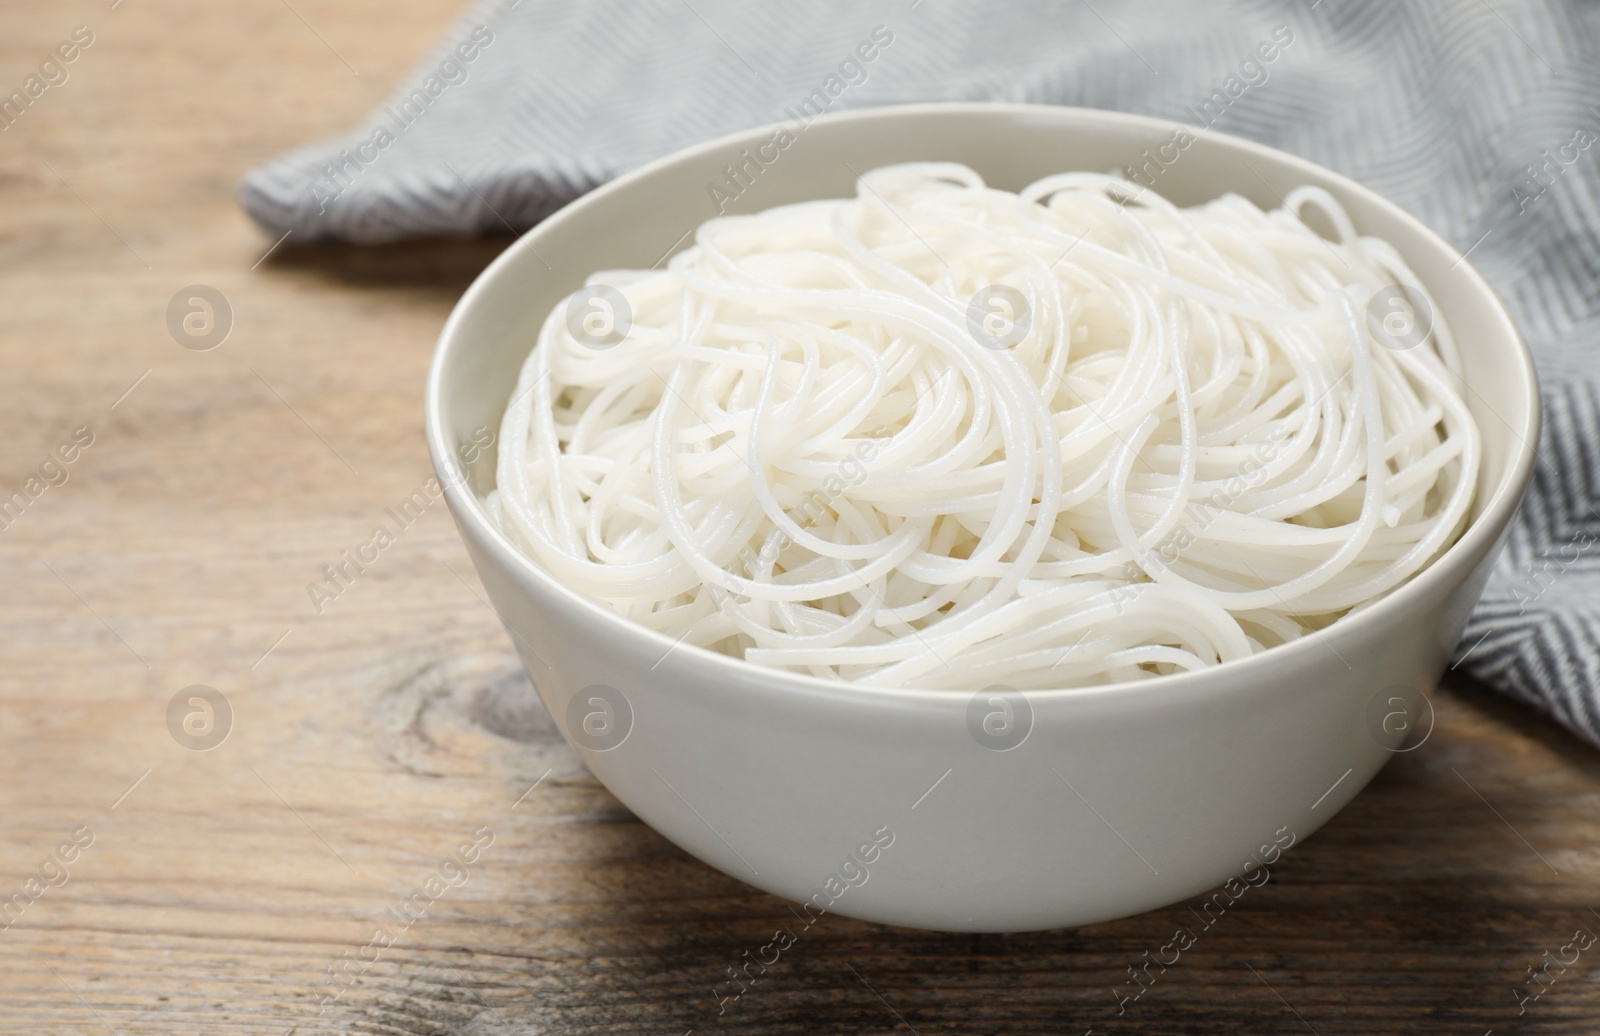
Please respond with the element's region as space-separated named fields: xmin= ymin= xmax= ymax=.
xmin=240 ymin=0 xmax=1600 ymax=747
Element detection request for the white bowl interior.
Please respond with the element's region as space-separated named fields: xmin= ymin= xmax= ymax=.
xmin=430 ymin=103 xmax=1536 ymax=674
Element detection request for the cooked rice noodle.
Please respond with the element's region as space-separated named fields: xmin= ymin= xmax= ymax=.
xmin=489 ymin=163 xmax=1480 ymax=689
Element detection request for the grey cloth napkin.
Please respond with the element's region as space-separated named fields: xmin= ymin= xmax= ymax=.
xmin=241 ymin=0 xmax=1600 ymax=748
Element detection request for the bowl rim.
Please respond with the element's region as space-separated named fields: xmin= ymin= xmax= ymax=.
xmin=424 ymin=101 xmax=1541 ymax=706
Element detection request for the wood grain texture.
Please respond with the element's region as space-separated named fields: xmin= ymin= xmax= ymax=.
xmin=2 ymin=2 xmax=1598 ymax=1033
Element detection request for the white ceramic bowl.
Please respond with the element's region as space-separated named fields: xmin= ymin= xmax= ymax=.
xmin=424 ymin=103 xmax=1539 ymax=932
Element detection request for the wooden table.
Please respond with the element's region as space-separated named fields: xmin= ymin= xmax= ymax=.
xmin=3 ymin=2 xmax=1597 ymax=1032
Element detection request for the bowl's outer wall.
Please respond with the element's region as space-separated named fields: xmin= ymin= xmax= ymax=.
xmin=428 ymin=105 xmax=1539 ymax=932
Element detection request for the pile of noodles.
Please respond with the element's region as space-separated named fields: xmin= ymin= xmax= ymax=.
xmin=488 ymin=163 xmax=1479 ymax=689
